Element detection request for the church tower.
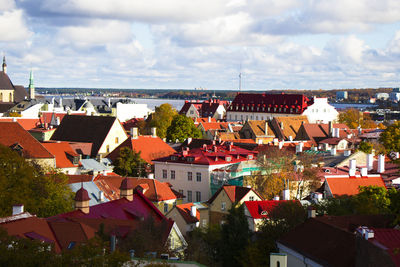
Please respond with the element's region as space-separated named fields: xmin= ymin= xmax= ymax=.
xmin=2 ymin=56 xmax=7 ymax=74
xmin=28 ymin=70 xmax=35 ymax=99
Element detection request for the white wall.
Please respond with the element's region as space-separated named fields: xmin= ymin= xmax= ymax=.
xmin=116 ymin=102 xmax=153 ymax=122
xmin=21 ymin=103 xmax=44 ymax=117
xmin=226 ymin=111 xmax=297 ymax=122
xmin=302 ymin=98 xmax=338 ymax=123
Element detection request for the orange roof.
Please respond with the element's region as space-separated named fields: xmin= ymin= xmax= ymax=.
xmin=42 ymin=142 xmax=80 ymax=168
xmin=0 ymin=118 xmax=40 ymax=130
xmin=326 ymin=177 xmax=386 ymax=196
xmin=175 ymin=203 xmax=200 ymax=223
xmin=108 ymin=135 xmax=175 ymax=164
xmin=200 ymin=122 xmax=230 ymax=131
xmin=0 ymin=122 xmax=54 ymax=159
xmin=193 ymin=117 xmax=217 ymax=124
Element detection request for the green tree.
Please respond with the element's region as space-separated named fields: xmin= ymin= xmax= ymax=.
xmin=354 ymin=186 xmax=391 ymax=215
xmin=166 ymin=115 xmax=202 ymax=143
xmin=338 ymin=108 xmax=377 ymax=129
xmin=358 ymin=141 xmax=373 ymax=154
xmin=113 ymin=147 xmax=147 ymax=177
xmin=220 ymin=205 xmax=251 ymax=267
xmin=379 ymin=121 xmax=400 ymax=152
xmin=0 ymin=145 xmax=74 ymax=218
xmin=148 ymin=104 xmax=177 ymax=138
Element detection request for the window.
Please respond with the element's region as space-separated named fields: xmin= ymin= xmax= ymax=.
xmin=202 ymin=219 xmax=207 ymax=227
xmin=187 ymin=172 xmax=192 ymax=181
xmin=162 ymin=169 xmax=167 ymax=179
xmin=179 ymin=189 xmax=184 ymax=195
xmin=249 ymin=196 xmax=254 ymax=201
xmin=221 ymin=202 xmax=226 ymax=211
xmin=196 ymin=191 xmax=201 ymax=202
xmin=115 ymin=137 xmax=119 ymax=144
xmin=170 ymin=170 xmax=175 ymax=180
xmin=164 ymin=203 xmax=168 ymax=213
xmin=196 ymin=172 xmax=201 ymax=182
xmin=235 ymin=115 xmax=237 ymax=120
xmin=106 ymin=145 xmax=110 ymax=153
xmin=187 ymin=191 xmax=192 ymax=202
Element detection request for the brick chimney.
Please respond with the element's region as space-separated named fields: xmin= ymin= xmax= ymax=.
xmin=120 ymin=178 xmax=134 ymax=201
xmin=75 ymin=186 xmax=90 ymax=213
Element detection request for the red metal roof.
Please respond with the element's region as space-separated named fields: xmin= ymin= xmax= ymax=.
xmin=371 ymin=228 xmax=400 ymax=266
xmin=244 ymin=200 xmax=293 ymax=219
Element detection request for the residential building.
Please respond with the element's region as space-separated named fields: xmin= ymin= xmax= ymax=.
xmin=153 ymin=142 xmax=258 ymax=202
xmin=0 ymin=122 xmax=55 ymax=167
xmin=336 ymin=91 xmax=348 ymax=100
xmin=42 ymin=141 xmax=81 ymax=174
xmin=375 ymin=92 xmax=390 ymax=101
xmin=269 ymin=115 xmax=309 ymax=141
xmin=179 ymin=99 xmax=229 ymax=120
xmin=226 ymin=92 xmax=311 ymax=122
xmin=166 ymin=202 xmax=209 ymax=236
xmin=389 ymin=88 xmax=400 ymax=102
xmin=197 ymin=121 xmax=231 ymax=140
xmin=107 ymin=127 xmax=175 ymax=165
xmin=207 ymin=185 xmax=263 ymax=225
xmin=295 ymin=122 xmax=350 ymax=147
xmin=239 ymin=120 xmax=275 ymax=144
xmin=301 ymin=97 xmax=339 ymax=123
xmin=50 ymin=115 xmax=128 ymax=157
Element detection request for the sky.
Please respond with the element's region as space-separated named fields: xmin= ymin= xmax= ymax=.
xmin=1 ymin=0 xmax=400 ymax=90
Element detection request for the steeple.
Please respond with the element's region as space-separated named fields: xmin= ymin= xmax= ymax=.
xmin=2 ymin=56 xmax=7 ymax=74
xmin=28 ymin=69 xmax=35 ymax=99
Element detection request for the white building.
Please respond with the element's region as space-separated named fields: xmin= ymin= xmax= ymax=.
xmin=115 ymin=102 xmax=152 ymax=122
xmin=302 ymin=97 xmax=338 ymax=123
xmin=389 ymin=88 xmax=400 ymax=102
xmin=153 ymin=142 xmax=257 ymax=202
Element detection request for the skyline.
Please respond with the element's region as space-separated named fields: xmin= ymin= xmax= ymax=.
xmin=1 ymin=1 xmax=400 ymax=90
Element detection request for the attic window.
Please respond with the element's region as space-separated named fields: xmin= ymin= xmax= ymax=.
xmin=260 ymin=210 xmax=268 ymax=216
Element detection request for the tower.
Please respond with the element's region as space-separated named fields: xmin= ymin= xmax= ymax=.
xmin=28 ymin=70 xmax=35 ymax=99
xmin=2 ymin=56 xmax=7 ymax=74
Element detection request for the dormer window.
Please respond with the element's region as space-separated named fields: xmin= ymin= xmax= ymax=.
xmin=171 ymin=155 xmax=178 ymax=161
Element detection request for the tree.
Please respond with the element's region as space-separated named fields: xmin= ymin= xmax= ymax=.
xmin=379 ymin=121 xmax=400 ymax=152
xmin=0 ymin=145 xmax=74 ymax=218
xmin=147 ymin=104 xmax=177 ymax=139
xmin=113 ymin=147 xmax=147 ymax=177
xmin=338 ymin=108 xmax=377 ymax=129
xmin=358 ymin=141 xmax=373 ymax=154
xmin=354 ymin=186 xmax=391 ymax=215
xmin=166 ymin=115 xmax=202 ymax=143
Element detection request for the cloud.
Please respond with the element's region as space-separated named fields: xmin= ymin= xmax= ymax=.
xmin=0 ymin=10 xmax=32 ymax=42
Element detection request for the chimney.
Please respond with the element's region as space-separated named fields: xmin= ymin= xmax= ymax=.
xmin=377 ymin=154 xmax=385 ymax=173
xmin=59 ymin=97 xmax=63 ymax=108
xmin=208 ymin=116 xmax=211 ymax=122
xmin=12 ymin=204 xmax=24 ymax=215
xmin=98 ymin=191 xmax=104 ymax=202
xmin=330 ymin=147 xmax=337 ymax=156
xmin=12 ymin=117 xmax=17 ymax=122
xmin=74 ymin=186 xmax=90 ymax=213
xmin=130 ymin=127 xmax=138 ymax=139
xmin=151 ymin=127 xmax=157 ymax=138
xmin=288 ymin=136 xmax=293 ymax=141
xmin=344 ymin=150 xmax=351 ymax=157
xmin=273 ymin=196 xmax=280 ymax=201
xmin=360 ymin=167 xmax=368 ymax=177
xmin=107 ymin=98 xmax=111 ymax=108
xmin=278 ymin=141 xmax=284 ymax=150
xmin=120 ymin=178 xmax=134 ymax=201
xmin=147 ymin=173 xmax=154 ymax=179
xmin=335 ymin=128 xmax=340 ymax=138
xmin=296 ymin=142 xmax=303 ymax=153
xmin=280 ymin=121 xmax=284 ymax=130
xmin=213 ymin=146 xmax=218 ymax=153
xmin=307 ymin=206 xmax=316 ymax=218
xmin=187 ymin=137 xmax=192 ymax=144
xmin=329 ymin=121 xmax=333 ymax=137
xmin=56 ymin=116 xmax=61 ymax=126
xmin=367 ymin=154 xmax=374 ymax=171
xmin=191 ymin=205 xmax=197 ymax=217
xmin=273 ymin=138 xmax=279 ymax=146
xmin=349 ymin=159 xmax=356 ymax=171
xmin=265 ymin=121 xmax=268 ymax=135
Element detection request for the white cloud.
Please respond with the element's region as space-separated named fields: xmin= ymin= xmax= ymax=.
xmin=0 ymin=0 xmax=15 ymax=12
xmin=0 ymin=10 xmax=32 ymax=42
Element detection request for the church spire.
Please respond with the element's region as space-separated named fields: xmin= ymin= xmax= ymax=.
xmin=29 ymin=69 xmax=35 ymax=100
xmin=2 ymin=55 xmax=7 ymax=74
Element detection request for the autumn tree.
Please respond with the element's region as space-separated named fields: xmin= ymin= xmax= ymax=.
xmin=147 ymin=103 xmax=177 ymax=138
xmin=379 ymin=121 xmax=400 ymax=152
xmin=113 ymin=147 xmax=147 ymax=177
xmin=0 ymin=144 xmax=74 ymax=218
xmin=338 ymin=108 xmax=377 ymax=129
xmin=358 ymin=141 xmax=373 ymax=154
xmin=166 ymin=115 xmax=202 ymax=143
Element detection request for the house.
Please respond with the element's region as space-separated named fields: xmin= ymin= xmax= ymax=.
xmin=193 ymin=117 xmax=217 ymax=125
xmin=277 ymin=214 xmax=398 ymax=267
xmin=301 ymin=97 xmax=339 ymax=123
xmin=107 ymin=127 xmax=176 ymax=165
xmin=226 ymin=93 xmax=312 ymax=122
xmin=295 ymin=122 xmax=350 ymax=147
xmin=197 ymin=121 xmax=231 ymax=140
xmin=49 ymin=180 xmax=187 ymax=254
xmin=180 ymin=99 xmax=228 ymax=120
xmin=0 ymin=122 xmax=55 ymax=167
xmin=239 ymin=120 xmax=276 ymax=144
xmin=243 ymin=200 xmax=290 ymax=231
xmin=166 ymin=202 xmax=209 ymax=236
xmin=42 ymin=141 xmax=81 ymax=174
xmin=269 ymin=116 xmax=309 ymax=141
xmin=50 ymin=115 xmax=128 ymax=157
xmin=67 ymin=174 xmax=185 ymax=214
xmin=153 ymin=142 xmax=258 ymax=202
xmin=207 ymin=185 xmax=263 ymax=225
xmin=0 ymin=56 xmax=29 ymax=114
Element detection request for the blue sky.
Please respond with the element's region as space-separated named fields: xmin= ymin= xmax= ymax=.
xmin=1 ymin=0 xmax=400 ymax=90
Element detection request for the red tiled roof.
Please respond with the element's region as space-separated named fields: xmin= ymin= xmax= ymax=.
xmin=193 ymin=117 xmax=217 ymax=124
xmin=297 ymin=123 xmax=350 ymax=145
xmin=108 ymin=135 xmax=175 ymax=164
xmin=40 ymin=112 xmax=86 ymax=126
xmin=122 ymin=118 xmax=144 ymax=131
xmin=176 ymin=203 xmax=200 ymax=224
xmin=325 ymin=176 xmax=386 ymax=196
xmin=199 ymin=122 xmax=230 ymax=131
xmin=244 ymin=200 xmax=293 ymax=219
xmin=180 ymin=99 xmax=228 ymax=117
xmin=42 ymin=141 xmax=79 ymax=168
xmin=208 ymin=185 xmax=263 ymax=204
xmin=371 ymin=228 xmax=400 ymax=266
xmin=228 ymin=93 xmax=311 ymax=114
xmin=0 ymin=122 xmax=54 ymax=159
xmin=67 ymin=174 xmax=93 ymax=184
xmin=154 ymin=143 xmax=257 ymax=166
xmin=0 ymin=118 xmax=40 ymax=130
